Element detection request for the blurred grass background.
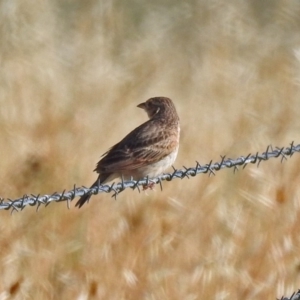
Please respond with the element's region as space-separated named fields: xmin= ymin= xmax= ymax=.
xmin=1 ymin=0 xmax=300 ymax=299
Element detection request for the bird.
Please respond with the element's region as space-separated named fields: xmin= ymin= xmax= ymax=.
xmin=75 ymin=96 xmax=180 ymax=208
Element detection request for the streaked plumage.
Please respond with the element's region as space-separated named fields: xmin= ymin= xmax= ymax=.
xmin=76 ymin=97 xmax=180 ymax=208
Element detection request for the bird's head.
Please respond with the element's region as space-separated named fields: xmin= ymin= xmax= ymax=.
xmin=137 ymin=97 xmax=177 ymax=119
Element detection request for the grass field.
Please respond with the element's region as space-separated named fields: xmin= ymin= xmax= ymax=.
xmin=1 ymin=1 xmax=300 ymax=299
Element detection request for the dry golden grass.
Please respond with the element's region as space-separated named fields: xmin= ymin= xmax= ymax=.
xmin=1 ymin=1 xmax=300 ymax=299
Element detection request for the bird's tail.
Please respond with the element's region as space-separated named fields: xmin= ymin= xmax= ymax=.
xmin=75 ymin=179 xmax=99 ymax=208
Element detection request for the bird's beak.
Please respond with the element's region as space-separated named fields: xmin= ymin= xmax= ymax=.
xmin=137 ymin=102 xmax=146 ymax=109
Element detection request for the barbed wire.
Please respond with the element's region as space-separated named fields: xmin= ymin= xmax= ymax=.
xmin=1 ymin=142 xmax=299 ymax=212
xmin=279 ymin=289 xmax=300 ymax=300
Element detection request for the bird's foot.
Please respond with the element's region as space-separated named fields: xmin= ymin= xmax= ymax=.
xmin=142 ymin=182 xmax=155 ymax=190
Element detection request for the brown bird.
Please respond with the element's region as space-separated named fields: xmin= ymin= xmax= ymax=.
xmin=76 ymin=96 xmax=180 ymax=208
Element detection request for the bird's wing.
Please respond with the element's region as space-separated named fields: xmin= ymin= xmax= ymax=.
xmin=95 ymin=121 xmax=178 ymax=174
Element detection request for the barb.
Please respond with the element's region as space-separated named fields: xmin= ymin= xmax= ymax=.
xmin=1 ymin=142 xmax=300 ymax=212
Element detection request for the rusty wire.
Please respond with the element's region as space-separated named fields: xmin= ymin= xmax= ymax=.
xmin=1 ymin=142 xmax=300 ymax=213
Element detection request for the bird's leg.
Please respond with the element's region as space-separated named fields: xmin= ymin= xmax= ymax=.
xmin=142 ymin=180 xmax=155 ymax=190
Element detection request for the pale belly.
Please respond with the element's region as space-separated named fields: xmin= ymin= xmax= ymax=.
xmin=138 ymin=145 xmax=179 ymax=178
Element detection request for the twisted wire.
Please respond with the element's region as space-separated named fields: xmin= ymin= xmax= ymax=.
xmin=279 ymin=289 xmax=300 ymax=300
xmin=1 ymin=142 xmax=299 ymax=212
